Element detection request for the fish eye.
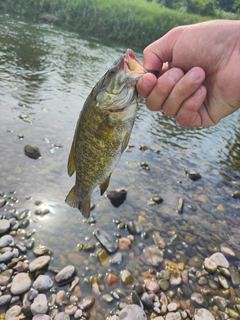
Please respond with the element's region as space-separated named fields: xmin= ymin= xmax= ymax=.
xmin=109 ymin=68 xmax=116 ymax=76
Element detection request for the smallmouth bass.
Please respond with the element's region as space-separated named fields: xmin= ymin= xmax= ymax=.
xmin=66 ymin=49 xmax=146 ymax=218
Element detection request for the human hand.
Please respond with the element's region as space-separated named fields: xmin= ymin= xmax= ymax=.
xmin=137 ymin=20 xmax=240 ymax=127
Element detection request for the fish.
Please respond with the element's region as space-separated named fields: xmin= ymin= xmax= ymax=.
xmin=65 ymin=49 xmax=147 ymax=218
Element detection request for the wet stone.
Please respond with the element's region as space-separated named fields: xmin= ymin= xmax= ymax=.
xmin=0 ymin=269 xmax=13 ymax=285
xmin=0 ymin=235 xmax=13 ymax=247
xmin=29 ymin=255 xmax=51 ymax=272
xmin=127 ymin=220 xmax=142 ymax=235
xmin=93 ymin=228 xmax=118 ymax=253
xmin=0 ymin=219 xmax=10 ymax=234
xmin=213 ymin=296 xmax=227 ymax=311
xmin=118 ymin=304 xmax=147 ymax=320
xmin=5 ymin=305 xmax=22 ymax=320
xmin=0 ymin=251 xmax=14 ymax=263
xmin=54 ymin=312 xmax=70 ymax=320
xmin=165 ymin=312 xmax=181 ymax=320
xmin=24 ymin=144 xmax=41 ymax=159
xmin=0 ymin=294 xmax=11 ymax=306
xmin=78 ymin=295 xmax=95 ymax=310
xmin=187 ymin=171 xmax=201 ymax=181
xmin=191 ymin=292 xmax=206 ymax=306
xmin=31 ymin=293 xmax=48 ymax=315
xmin=11 ymin=272 xmax=31 ymax=295
xmin=204 ymin=257 xmax=217 ymax=273
xmin=141 ymin=245 xmax=164 ymax=267
xmin=103 ymin=294 xmax=114 ymax=303
xmin=231 ymin=269 xmax=240 ymax=286
xmin=106 ymin=188 xmax=127 ymax=207
xmin=141 ymin=292 xmax=153 ymax=309
xmin=33 ymin=274 xmax=53 ymax=292
xmin=145 ymin=280 xmax=160 ymax=293
xmin=193 ymin=308 xmax=215 ymax=320
xmin=220 ymin=243 xmax=236 ymax=257
xmin=210 ymin=252 xmax=229 ymax=268
xmin=121 ymin=270 xmax=134 ymax=285
xmin=218 ymin=275 xmax=229 ymax=289
xmin=55 ymin=265 xmax=76 ymax=283
xmin=110 ymin=252 xmax=122 ymax=265
xmin=118 ymin=237 xmax=131 ymax=250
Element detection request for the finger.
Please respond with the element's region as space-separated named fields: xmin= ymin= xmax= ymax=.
xmin=145 ymin=68 xmax=185 ymax=111
xmin=175 ymin=85 xmax=208 ymax=127
xmin=143 ymin=27 xmax=184 ymax=71
xmin=136 ymin=73 xmax=157 ymax=98
xmin=162 ymin=67 xmax=206 ymax=116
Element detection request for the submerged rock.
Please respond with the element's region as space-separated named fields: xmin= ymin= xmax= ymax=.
xmin=106 ymin=188 xmax=127 ymax=207
xmin=118 ymin=304 xmax=147 ymax=320
xmin=93 ymin=228 xmax=118 ymax=253
xmin=24 ymin=144 xmax=41 ymax=159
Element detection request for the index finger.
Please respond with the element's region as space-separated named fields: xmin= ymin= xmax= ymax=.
xmin=143 ymin=27 xmax=184 ymax=71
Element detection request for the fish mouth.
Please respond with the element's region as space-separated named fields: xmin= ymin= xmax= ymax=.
xmin=123 ymin=49 xmax=147 ymax=78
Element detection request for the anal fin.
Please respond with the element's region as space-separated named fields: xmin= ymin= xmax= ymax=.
xmin=100 ymin=174 xmax=111 ymax=196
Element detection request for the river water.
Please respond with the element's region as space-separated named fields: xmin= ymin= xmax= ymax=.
xmin=1 ymin=13 xmax=240 ymax=319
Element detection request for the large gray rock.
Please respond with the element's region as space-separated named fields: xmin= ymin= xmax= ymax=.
xmin=11 ymin=272 xmax=31 ymax=295
xmin=31 ymin=294 xmax=48 ymax=315
xmin=194 ymin=308 xmax=215 ymax=320
xmin=119 ymin=305 xmax=147 ymax=320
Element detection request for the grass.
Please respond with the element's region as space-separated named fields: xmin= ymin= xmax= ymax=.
xmin=0 ymin=0 xmax=213 ymax=49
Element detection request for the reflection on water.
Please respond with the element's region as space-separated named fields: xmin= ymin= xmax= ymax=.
xmin=1 ymin=13 xmax=240 ymax=318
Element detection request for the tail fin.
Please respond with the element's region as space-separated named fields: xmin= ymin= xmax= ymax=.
xmin=65 ymin=186 xmax=91 ymax=218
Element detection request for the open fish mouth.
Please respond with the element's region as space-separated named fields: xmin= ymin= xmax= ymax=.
xmin=123 ymin=49 xmax=147 ymax=76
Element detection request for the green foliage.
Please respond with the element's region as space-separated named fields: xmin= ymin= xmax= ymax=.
xmin=187 ymin=0 xmax=217 ymax=15
xmin=0 ymin=0 xmax=238 ymax=50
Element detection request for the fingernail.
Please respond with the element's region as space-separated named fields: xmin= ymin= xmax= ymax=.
xmin=189 ymin=70 xmax=200 ymax=81
xmin=168 ymin=70 xmax=181 ymax=83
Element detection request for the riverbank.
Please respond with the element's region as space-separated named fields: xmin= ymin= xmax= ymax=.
xmin=0 ymin=0 xmax=208 ymax=49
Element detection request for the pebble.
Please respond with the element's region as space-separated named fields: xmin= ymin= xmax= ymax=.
xmin=78 ymin=295 xmax=95 ymax=310
xmin=93 ymin=228 xmax=118 ymax=253
xmin=33 ymin=274 xmax=53 ymax=292
xmin=0 ymin=219 xmax=10 ymax=234
xmin=209 ymin=252 xmax=229 ymax=268
xmin=165 ymin=312 xmax=181 ymax=320
xmin=0 ymin=235 xmax=13 ymax=247
xmin=118 ymin=304 xmax=147 ymax=320
xmin=120 ymin=270 xmax=134 ymax=285
xmin=5 ymin=305 xmax=22 ymax=320
xmin=0 ymin=268 xmax=13 ymax=285
xmin=29 ymin=255 xmax=51 ymax=272
xmin=193 ymin=308 xmax=215 ymax=320
xmin=118 ymin=237 xmax=131 ymax=250
xmin=203 ymin=257 xmax=217 ymax=273
xmin=11 ymin=272 xmax=32 ymax=295
xmin=31 ymin=293 xmax=48 ymax=315
xmin=55 ymin=265 xmax=76 ymax=283
xmin=145 ymin=280 xmax=160 ymax=293
xmin=106 ymin=188 xmax=127 ymax=207
xmin=54 ymin=312 xmax=70 ymax=320
xmin=24 ymin=144 xmax=41 ymax=159
xmin=141 ymin=245 xmax=164 ymax=266
xmin=127 ymin=221 xmax=142 ymax=235
xmin=0 ymin=294 xmax=11 ymax=306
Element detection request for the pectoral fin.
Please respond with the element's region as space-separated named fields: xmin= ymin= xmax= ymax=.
xmin=100 ymin=174 xmax=111 ymax=196
xmin=121 ymin=131 xmax=131 ymax=153
xmin=67 ymin=142 xmax=76 ymax=177
xmin=65 ymin=186 xmax=91 ymax=218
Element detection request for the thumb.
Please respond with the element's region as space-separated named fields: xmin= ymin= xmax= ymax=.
xmin=143 ymin=27 xmax=184 ymax=71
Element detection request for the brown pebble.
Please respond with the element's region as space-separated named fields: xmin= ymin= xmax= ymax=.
xmin=105 ymin=273 xmax=120 ymax=287
xmin=118 ymin=237 xmax=131 ymax=250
